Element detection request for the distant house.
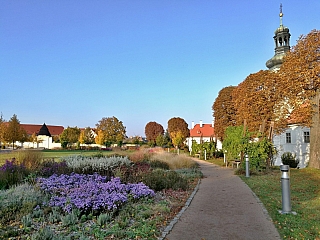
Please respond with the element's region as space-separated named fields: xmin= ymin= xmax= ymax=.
xmin=21 ymin=124 xmax=64 ymax=137
xmin=20 ymin=123 xmax=64 ymax=149
xmin=186 ymin=120 xmax=222 ymax=152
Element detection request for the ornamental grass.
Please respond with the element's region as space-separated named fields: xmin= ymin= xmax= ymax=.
xmin=151 ymin=152 xmax=198 ymax=170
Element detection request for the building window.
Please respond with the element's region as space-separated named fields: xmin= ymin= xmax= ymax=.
xmin=286 ymin=133 xmax=291 ymax=143
xmin=304 ymin=132 xmax=310 ymax=143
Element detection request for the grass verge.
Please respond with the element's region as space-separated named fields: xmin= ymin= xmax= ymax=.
xmin=241 ymin=167 xmax=320 ymax=239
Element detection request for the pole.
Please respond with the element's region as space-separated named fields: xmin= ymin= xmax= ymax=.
xmin=280 ymin=165 xmax=293 ymax=214
xmin=245 ymin=154 xmax=250 ymax=178
xmin=204 ymin=150 xmax=207 ymax=160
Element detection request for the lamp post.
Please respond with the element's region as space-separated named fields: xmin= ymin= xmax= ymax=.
xmin=279 ymin=165 xmax=296 ymax=215
xmin=245 ymin=154 xmax=250 ymax=178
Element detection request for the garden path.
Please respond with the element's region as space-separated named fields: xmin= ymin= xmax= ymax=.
xmin=164 ymin=159 xmax=281 ymax=240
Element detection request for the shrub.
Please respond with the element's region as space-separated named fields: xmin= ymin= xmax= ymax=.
xmin=175 ymin=168 xmax=203 ymax=180
xmin=62 ymin=155 xmax=132 ymax=176
xmin=281 ymin=152 xmax=299 ymax=168
xmin=141 ymin=169 xmax=188 ymax=191
xmin=0 ymin=159 xmax=29 ymax=189
xmin=115 ymin=162 xmax=152 ymax=183
xmin=0 ymin=183 xmax=44 ymax=224
xmin=16 ymin=150 xmax=43 ymax=171
xmin=30 ymin=226 xmax=55 ymax=240
xmin=38 ymin=160 xmax=70 ymax=177
xmin=149 ymin=160 xmax=170 ymax=170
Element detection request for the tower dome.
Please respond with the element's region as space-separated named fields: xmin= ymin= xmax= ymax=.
xmin=266 ymin=4 xmax=291 ymax=71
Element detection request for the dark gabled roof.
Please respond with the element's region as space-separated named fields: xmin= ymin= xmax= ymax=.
xmin=20 ymin=124 xmax=64 ymax=136
xmin=37 ymin=123 xmax=51 ymax=137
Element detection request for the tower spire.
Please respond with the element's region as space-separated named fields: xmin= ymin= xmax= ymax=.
xmin=279 ymin=3 xmax=283 ymax=27
xmin=266 ymin=4 xmax=291 ymax=71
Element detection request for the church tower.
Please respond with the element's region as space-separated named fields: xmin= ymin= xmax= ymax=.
xmin=266 ymin=4 xmax=291 ymax=71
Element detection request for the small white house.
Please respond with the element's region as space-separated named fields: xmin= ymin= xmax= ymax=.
xmin=272 ymin=124 xmax=310 ymax=168
xmin=186 ymin=120 xmax=222 ymax=152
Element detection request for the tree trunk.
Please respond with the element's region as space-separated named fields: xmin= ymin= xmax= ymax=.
xmin=309 ymin=90 xmax=320 ymax=169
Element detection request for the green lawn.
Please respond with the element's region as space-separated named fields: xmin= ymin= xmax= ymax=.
xmin=241 ymin=167 xmax=320 ymax=239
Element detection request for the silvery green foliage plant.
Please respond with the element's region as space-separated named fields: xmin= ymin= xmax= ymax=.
xmin=62 ymin=155 xmax=132 ymax=174
xmin=0 ymin=183 xmax=43 ymax=224
xmin=37 ymin=173 xmax=155 ymax=213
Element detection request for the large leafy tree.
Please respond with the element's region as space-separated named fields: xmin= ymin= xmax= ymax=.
xmin=5 ymin=114 xmax=27 ymax=149
xmin=79 ymin=127 xmax=95 ymax=144
xmin=145 ymin=121 xmax=164 ymax=146
xmin=96 ymin=116 xmax=126 ymax=147
xmin=60 ymin=127 xmax=81 ymax=148
xmin=167 ymin=117 xmax=189 ymax=148
xmin=232 ymin=70 xmax=279 ymax=135
xmin=275 ymin=29 xmax=320 ymax=168
xmin=212 ymin=86 xmax=237 ymax=141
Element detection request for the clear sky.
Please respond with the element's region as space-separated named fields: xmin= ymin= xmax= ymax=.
xmin=1 ymin=1 xmax=320 ymax=137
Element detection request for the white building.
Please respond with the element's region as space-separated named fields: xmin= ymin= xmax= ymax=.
xmin=186 ymin=120 xmax=222 ymax=152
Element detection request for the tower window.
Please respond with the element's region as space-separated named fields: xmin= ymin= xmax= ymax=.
xmin=279 ymin=37 xmax=283 ymax=46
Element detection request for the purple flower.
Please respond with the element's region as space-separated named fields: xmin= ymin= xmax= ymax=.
xmin=37 ymin=173 xmax=154 ymax=213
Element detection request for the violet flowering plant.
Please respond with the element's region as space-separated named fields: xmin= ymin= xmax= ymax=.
xmin=37 ymin=173 xmax=155 ymax=213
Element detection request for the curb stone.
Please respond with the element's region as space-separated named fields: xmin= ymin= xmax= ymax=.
xmin=158 ymin=179 xmax=201 ymax=240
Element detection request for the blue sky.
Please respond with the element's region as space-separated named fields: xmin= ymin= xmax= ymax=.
xmin=1 ymin=1 xmax=320 ymax=137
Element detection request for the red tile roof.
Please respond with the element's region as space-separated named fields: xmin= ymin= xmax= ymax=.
xmin=190 ymin=124 xmax=215 ymax=137
xmin=21 ymin=124 xmax=64 ymax=136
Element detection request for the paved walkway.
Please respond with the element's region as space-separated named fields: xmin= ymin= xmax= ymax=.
xmin=164 ymin=159 xmax=281 ymax=240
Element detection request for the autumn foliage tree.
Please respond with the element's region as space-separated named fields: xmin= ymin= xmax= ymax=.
xmin=60 ymin=127 xmax=81 ymax=148
xmin=212 ymin=86 xmax=236 ymax=141
xmin=96 ymin=116 xmax=126 ymax=147
xmin=275 ymin=29 xmax=320 ymax=168
xmin=5 ymin=114 xmax=27 ymax=149
xmin=79 ymin=127 xmax=95 ymax=145
xmin=167 ymin=117 xmax=189 ymax=148
xmin=232 ymin=70 xmax=279 ymax=135
xmin=144 ymin=121 xmax=164 ymax=146
xmin=0 ymin=114 xmax=6 ymax=148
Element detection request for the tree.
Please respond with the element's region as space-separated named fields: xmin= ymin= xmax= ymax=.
xmin=0 ymin=114 xmax=6 ymax=148
xmin=145 ymin=121 xmax=164 ymax=146
xmin=79 ymin=127 xmax=95 ymax=145
xmin=5 ymin=114 xmax=26 ymax=149
xmin=232 ymin=70 xmax=279 ymax=135
xmin=222 ymin=126 xmax=248 ymax=161
xmin=156 ymin=134 xmax=166 ymax=147
xmin=167 ymin=117 xmax=189 ymax=147
xmin=171 ymin=130 xmax=184 ymax=149
xmin=96 ymin=116 xmax=126 ymax=147
xmin=60 ymin=127 xmax=81 ymax=148
xmin=275 ymin=29 xmax=320 ymax=168
xmin=95 ymin=130 xmax=105 ymax=146
xmin=212 ymin=86 xmax=237 ymax=141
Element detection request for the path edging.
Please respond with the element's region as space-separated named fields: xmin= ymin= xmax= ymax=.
xmin=158 ymin=179 xmax=201 ymax=240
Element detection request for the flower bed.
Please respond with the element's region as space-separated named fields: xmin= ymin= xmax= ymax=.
xmin=38 ymin=173 xmax=155 ymax=213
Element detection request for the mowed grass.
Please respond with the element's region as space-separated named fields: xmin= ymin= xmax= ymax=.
xmin=0 ymin=149 xmax=116 ymax=165
xmin=241 ymin=168 xmax=320 ymax=239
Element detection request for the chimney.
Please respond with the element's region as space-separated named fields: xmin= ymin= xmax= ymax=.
xmin=192 ymin=121 xmax=195 ymax=129
xmin=200 ymin=120 xmax=203 ymax=128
